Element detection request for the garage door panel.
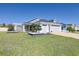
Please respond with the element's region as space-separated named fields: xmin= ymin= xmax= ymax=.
xmin=50 ymin=26 xmax=61 ymax=32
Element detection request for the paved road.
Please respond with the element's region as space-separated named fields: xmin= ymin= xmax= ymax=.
xmin=51 ymin=32 xmax=79 ymax=39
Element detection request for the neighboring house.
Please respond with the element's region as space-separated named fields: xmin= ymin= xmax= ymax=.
xmin=74 ymin=25 xmax=79 ymax=31
xmin=65 ymin=24 xmax=79 ymax=31
xmin=24 ymin=18 xmax=62 ymax=33
xmin=0 ymin=24 xmax=8 ymax=32
xmin=66 ymin=24 xmax=75 ymax=28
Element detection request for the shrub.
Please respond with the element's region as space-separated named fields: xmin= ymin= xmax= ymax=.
xmin=8 ymin=24 xmax=14 ymax=31
xmin=66 ymin=26 xmax=75 ymax=32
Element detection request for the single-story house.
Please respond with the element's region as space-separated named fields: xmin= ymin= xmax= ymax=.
xmin=23 ymin=18 xmax=62 ymax=33
xmin=14 ymin=18 xmax=62 ymax=33
xmin=14 ymin=18 xmax=79 ymax=33
xmin=74 ymin=25 xmax=79 ymax=31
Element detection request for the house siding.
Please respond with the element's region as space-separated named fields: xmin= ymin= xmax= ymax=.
xmin=14 ymin=23 xmax=25 ymax=32
xmin=39 ymin=24 xmax=49 ymax=33
xmin=38 ymin=22 xmax=62 ymax=33
xmin=50 ymin=25 xmax=61 ymax=32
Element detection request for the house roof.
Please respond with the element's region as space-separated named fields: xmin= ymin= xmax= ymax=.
xmin=25 ymin=18 xmax=48 ymax=23
xmin=24 ymin=18 xmax=61 ymax=25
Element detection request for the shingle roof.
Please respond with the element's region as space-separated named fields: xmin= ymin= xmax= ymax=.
xmin=24 ymin=18 xmax=61 ymax=24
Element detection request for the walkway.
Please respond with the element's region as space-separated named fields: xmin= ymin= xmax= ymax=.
xmin=51 ymin=32 xmax=79 ymax=39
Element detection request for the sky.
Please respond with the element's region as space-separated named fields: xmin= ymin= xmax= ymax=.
xmin=0 ymin=3 xmax=79 ymax=24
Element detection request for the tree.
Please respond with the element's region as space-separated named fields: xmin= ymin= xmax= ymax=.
xmin=67 ymin=26 xmax=75 ymax=32
xmin=30 ymin=24 xmax=41 ymax=32
xmin=49 ymin=20 xmax=54 ymax=22
xmin=2 ymin=23 xmax=6 ymax=27
xmin=34 ymin=24 xmax=41 ymax=32
xmin=25 ymin=24 xmax=41 ymax=32
xmin=8 ymin=24 xmax=14 ymax=31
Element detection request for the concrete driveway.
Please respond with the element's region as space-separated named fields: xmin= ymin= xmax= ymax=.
xmin=51 ymin=32 xmax=79 ymax=39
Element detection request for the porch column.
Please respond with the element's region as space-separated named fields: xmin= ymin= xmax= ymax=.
xmin=14 ymin=25 xmax=17 ymax=32
xmin=23 ymin=25 xmax=26 ymax=32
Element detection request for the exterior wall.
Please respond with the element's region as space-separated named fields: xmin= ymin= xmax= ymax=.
xmin=14 ymin=23 xmax=24 ymax=32
xmin=14 ymin=25 xmax=23 ymax=32
xmin=24 ymin=20 xmax=62 ymax=33
xmin=39 ymin=24 xmax=49 ymax=33
xmin=39 ymin=23 xmax=62 ymax=33
xmin=75 ymin=26 xmax=79 ymax=30
xmin=23 ymin=25 xmax=26 ymax=32
xmin=0 ymin=27 xmax=8 ymax=32
xmin=50 ymin=25 xmax=61 ymax=32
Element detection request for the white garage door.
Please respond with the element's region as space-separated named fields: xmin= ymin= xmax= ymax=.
xmin=50 ymin=25 xmax=61 ymax=32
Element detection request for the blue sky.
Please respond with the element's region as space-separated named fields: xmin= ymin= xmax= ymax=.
xmin=0 ymin=3 xmax=79 ymax=24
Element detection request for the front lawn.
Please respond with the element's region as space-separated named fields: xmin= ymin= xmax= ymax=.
xmin=0 ymin=32 xmax=79 ymax=56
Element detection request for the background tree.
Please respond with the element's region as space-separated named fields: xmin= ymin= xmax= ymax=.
xmin=8 ymin=24 xmax=14 ymax=31
xmin=67 ymin=26 xmax=75 ymax=32
xmin=2 ymin=23 xmax=6 ymax=27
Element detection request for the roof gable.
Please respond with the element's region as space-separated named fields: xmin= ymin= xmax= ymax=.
xmin=24 ymin=18 xmax=61 ymax=25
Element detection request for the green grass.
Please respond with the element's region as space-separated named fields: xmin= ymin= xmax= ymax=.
xmin=0 ymin=32 xmax=79 ymax=56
